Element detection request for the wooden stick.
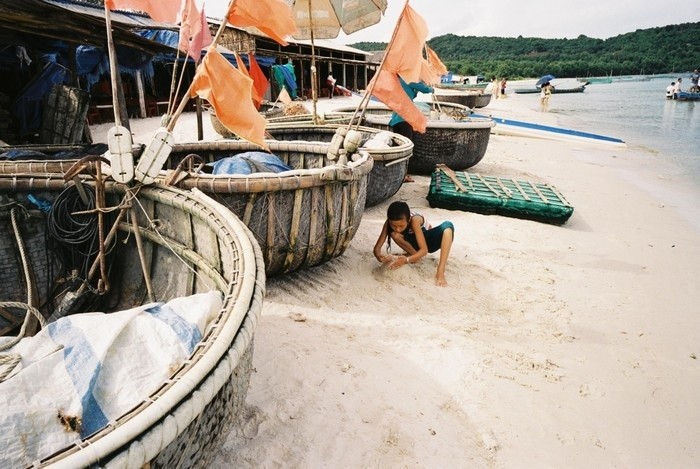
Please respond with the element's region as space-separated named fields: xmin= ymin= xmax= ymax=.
xmin=437 ymin=164 xmax=467 ymax=192
xmin=347 ymin=0 xmax=411 ymax=131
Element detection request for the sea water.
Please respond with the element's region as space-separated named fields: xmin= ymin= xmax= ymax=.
xmin=530 ymin=78 xmax=700 ymax=187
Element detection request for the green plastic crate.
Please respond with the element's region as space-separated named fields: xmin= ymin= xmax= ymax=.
xmin=427 ymin=166 xmax=574 ymax=225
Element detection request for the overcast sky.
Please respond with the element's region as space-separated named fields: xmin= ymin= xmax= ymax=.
xmin=202 ymin=0 xmax=698 ymax=44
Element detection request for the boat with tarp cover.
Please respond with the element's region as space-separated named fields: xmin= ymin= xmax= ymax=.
xmin=0 ymin=164 xmax=265 ymax=468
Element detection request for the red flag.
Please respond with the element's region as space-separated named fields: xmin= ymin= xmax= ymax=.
xmin=248 ymin=52 xmax=270 ymax=105
xmin=226 ymin=0 xmax=297 ymax=46
xmin=178 ymin=0 xmax=212 ymax=62
xmin=235 ymin=53 xmax=262 ymax=109
xmin=383 ymin=5 xmax=428 ymax=84
xmin=106 ymin=0 xmax=180 ymax=23
xmin=190 ymin=48 xmax=267 ymax=149
xmin=371 ymin=70 xmax=427 ymax=133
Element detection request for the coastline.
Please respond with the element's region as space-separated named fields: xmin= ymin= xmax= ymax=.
xmin=92 ymin=95 xmax=700 ymax=467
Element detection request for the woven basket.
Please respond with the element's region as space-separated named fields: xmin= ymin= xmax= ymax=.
xmin=362 ymin=113 xmax=495 ymax=174
xmin=166 ymin=139 xmax=373 ymax=276
xmin=266 ymin=112 xmax=358 ymax=126
xmin=433 ymin=91 xmax=479 ymax=108
xmin=474 ymin=93 xmax=492 ymax=108
xmin=0 ymin=176 xmax=265 ymax=467
xmin=210 ymin=102 xmax=285 ymax=137
xmin=264 ymin=124 xmax=413 ymax=207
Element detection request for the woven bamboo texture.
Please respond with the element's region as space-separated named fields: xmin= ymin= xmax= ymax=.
xmin=0 ymin=176 xmax=265 ymax=467
xmin=266 ymin=112 xmax=357 ymax=126
xmin=434 ymin=92 xmax=479 ymax=108
xmin=264 ymin=124 xmax=413 ymax=207
xmin=168 ymin=139 xmax=373 ymax=276
xmin=363 ymin=114 xmax=495 ymax=175
xmin=427 ymin=166 xmax=574 ymax=224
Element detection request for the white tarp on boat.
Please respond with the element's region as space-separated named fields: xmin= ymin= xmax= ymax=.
xmin=0 ymin=291 xmax=222 ymax=467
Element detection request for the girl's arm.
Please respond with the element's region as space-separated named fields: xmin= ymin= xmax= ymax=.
xmin=373 ymin=221 xmax=390 ymax=262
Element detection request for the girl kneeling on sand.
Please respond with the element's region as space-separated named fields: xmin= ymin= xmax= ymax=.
xmin=373 ymin=201 xmax=454 ymax=286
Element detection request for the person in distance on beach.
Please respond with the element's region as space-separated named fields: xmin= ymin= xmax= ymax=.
xmin=373 ymin=201 xmax=454 ymax=287
xmin=540 ymin=82 xmax=552 ymax=111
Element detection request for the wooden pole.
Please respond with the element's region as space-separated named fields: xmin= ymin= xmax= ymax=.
xmin=348 ymin=0 xmax=410 ymax=130
xmin=103 ymin=4 xmax=130 ymax=130
xmin=167 ymin=0 xmax=238 ymax=132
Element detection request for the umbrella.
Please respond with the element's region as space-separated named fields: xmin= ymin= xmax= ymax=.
xmin=536 ymin=74 xmax=556 ymax=87
xmin=287 ymin=0 xmax=388 ymax=117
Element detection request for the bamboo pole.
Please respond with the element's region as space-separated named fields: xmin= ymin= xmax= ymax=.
xmin=103 ymin=4 xmax=129 ymax=130
xmin=347 ymin=0 xmax=411 ymax=131
xmin=167 ymin=0 xmax=239 ymax=133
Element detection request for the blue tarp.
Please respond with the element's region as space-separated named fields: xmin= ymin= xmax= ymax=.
xmin=11 ymin=62 xmax=70 ymax=137
xmin=208 ymin=152 xmax=292 ymax=175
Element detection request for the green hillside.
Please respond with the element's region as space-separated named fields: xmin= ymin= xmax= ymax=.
xmin=351 ymin=22 xmax=700 ymax=79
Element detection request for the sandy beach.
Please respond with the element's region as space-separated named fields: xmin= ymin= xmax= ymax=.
xmin=94 ymin=92 xmax=700 ymax=467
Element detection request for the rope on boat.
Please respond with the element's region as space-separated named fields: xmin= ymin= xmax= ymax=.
xmin=0 ymin=302 xmax=46 ymax=383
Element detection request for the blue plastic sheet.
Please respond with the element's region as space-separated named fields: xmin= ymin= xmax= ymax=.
xmin=208 ymin=152 xmax=292 ymax=175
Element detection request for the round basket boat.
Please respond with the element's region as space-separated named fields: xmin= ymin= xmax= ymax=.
xmin=433 ymin=90 xmax=480 ymax=108
xmin=266 ymin=111 xmax=358 ymax=127
xmin=474 ymin=93 xmax=492 ymax=108
xmin=165 ymin=139 xmax=374 ymax=276
xmin=363 ymin=114 xmax=495 ymax=174
xmin=0 ymin=174 xmax=265 ymax=468
xmin=264 ymin=124 xmax=413 ymax=207
xmin=210 ymin=102 xmax=285 ymax=137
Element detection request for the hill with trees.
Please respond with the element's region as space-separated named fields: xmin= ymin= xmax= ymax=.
xmin=351 ymin=22 xmax=700 ymax=79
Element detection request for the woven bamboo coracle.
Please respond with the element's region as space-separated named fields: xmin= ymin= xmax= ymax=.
xmin=433 ymin=91 xmax=480 ymax=108
xmin=0 ymin=175 xmax=265 ymax=467
xmin=264 ymin=124 xmax=413 ymax=207
xmin=166 ymin=139 xmax=374 ymax=276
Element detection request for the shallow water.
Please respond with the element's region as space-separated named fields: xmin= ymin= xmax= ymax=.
xmin=519 ymin=78 xmax=700 ymax=186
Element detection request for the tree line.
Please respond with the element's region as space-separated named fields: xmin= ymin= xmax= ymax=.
xmin=351 ymin=22 xmax=700 ymax=79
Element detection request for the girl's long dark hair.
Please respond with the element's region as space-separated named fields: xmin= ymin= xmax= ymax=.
xmin=385 ymin=201 xmax=411 ymax=251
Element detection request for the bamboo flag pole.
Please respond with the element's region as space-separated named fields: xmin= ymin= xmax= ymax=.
xmin=166 ymin=0 xmax=237 ymax=133
xmin=103 ymin=4 xmax=123 ymax=128
xmin=347 ymin=0 xmax=410 ymax=131
xmin=308 ymin=0 xmax=319 ymax=124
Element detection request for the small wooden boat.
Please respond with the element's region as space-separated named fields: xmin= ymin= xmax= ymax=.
xmin=165 ymin=139 xmax=374 ymax=276
xmin=427 ymin=164 xmax=574 ymax=225
xmin=263 ymin=124 xmax=413 ymax=207
xmin=675 ymin=91 xmax=700 ymax=101
xmin=0 ymin=167 xmax=265 ymax=467
xmin=514 ymin=84 xmax=587 ymax=94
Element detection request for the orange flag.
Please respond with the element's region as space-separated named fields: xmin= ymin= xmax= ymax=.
xmin=179 ymin=0 xmax=212 ymax=62
xmin=382 ymin=5 xmax=428 ymax=83
xmin=235 ymin=53 xmax=262 ymax=109
xmin=190 ymin=48 xmax=267 ymax=149
xmin=371 ymin=70 xmax=427 ymax=133
xmin=419 ymin=58 xmax=440 ymax=85
xmin=227 ymin=0 xmax=297 ymax=46
xmin=248 ymin=52 xmax=270 ymax=105
xmin=105 ymin=0 xmax=180 ymax=23
xmin=425 ymin=45 xmax=448 ymax=77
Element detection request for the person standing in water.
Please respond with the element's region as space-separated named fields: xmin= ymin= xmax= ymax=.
xmin=373 ymin=201 xmax=454 ymax=286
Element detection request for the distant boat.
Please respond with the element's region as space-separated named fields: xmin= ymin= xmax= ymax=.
xmin=674 ymin=91 xmax=700 ymax=101
xmin=579 ymin=76 xmax=612 ymax=84
xmin=473 ymin=114 xmax=626 ymax=147
xmin=514 ymin=83 xmax=587 ymax=94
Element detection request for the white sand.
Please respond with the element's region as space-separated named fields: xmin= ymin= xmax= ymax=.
xmin=93 ymin=92 xmax=700 ymax=467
